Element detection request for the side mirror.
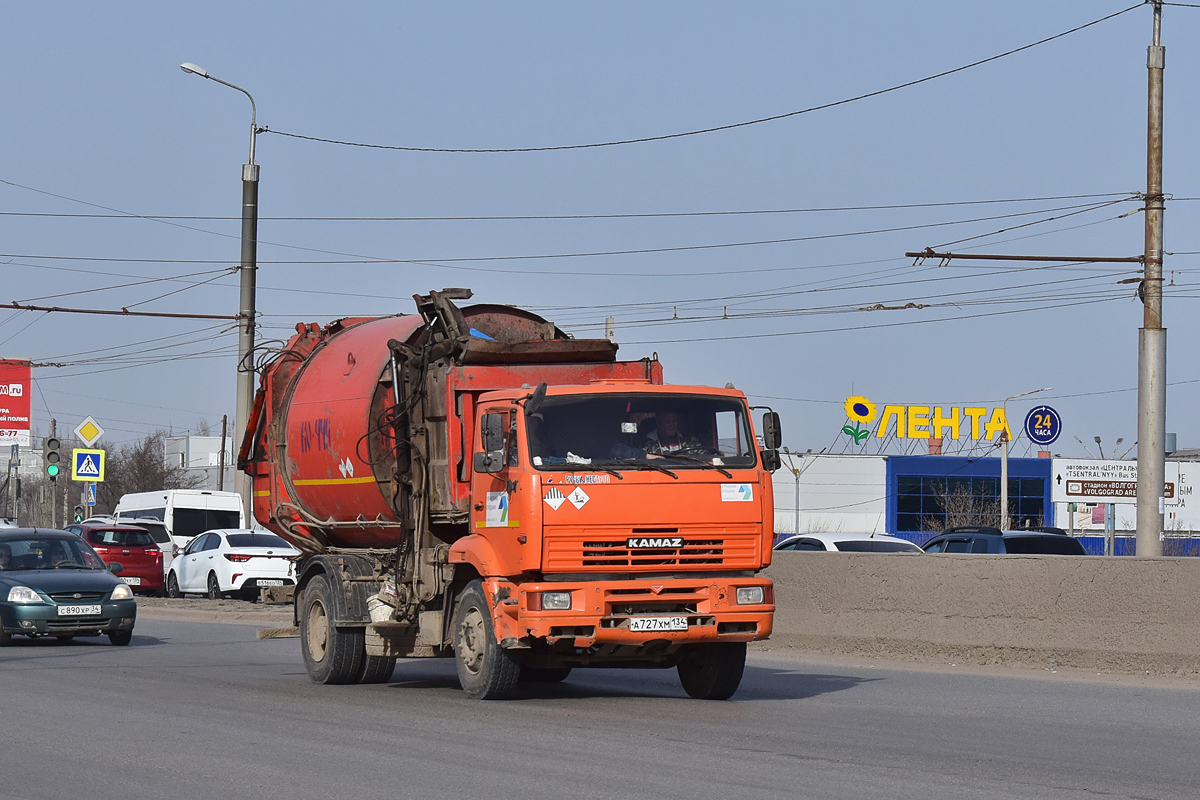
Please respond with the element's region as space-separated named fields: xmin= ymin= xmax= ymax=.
xmin=760 ymin=449 xmax=781 ymax=473
xmin=761 ymin=411 xmax=782 ymax=450
xmin=473 ymin=412 xmax=508 ymax=474
xmin=108 ymin=561 xmax=124 ymax=575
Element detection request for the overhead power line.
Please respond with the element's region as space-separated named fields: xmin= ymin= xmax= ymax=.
xmin=0 ymin=192 xmax=1138 ymax=221
xmin=5 ymin=302 xmax=237 ymax=321
xmin=0 ymin=198 xmax=1138 ymax=272
xmin=258 ymin=5 xmax=1142 ymax=154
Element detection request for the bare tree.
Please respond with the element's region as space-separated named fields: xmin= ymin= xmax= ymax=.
xmin=921 ymin=482 xmax=1003 ymax=532
xmin=95 ymin=431 xmax=203 ymax=513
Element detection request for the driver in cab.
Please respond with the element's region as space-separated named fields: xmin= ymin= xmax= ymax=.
xmin=642 ymin=410 xmax=701 ymax=458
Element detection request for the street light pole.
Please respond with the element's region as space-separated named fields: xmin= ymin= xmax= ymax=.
xmin=1000 ymin=387 xmax=1052 ymax=530
xmin=180 ymin=63 xmax=258 ymax=519
xmin=1137 ymin=2 xmax=1167 ymax=558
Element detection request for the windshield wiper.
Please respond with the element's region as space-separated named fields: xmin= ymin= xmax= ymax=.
xmin=53 ymin=562 xmax=89 ymax=569
xmin=599 ymin=458 xmax=678 ymax=479
xmin=656 ymin=452 xmax=734 ymax=478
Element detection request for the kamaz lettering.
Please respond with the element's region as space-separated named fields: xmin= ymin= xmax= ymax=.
xmin=627 ymin=537 xmax=684 ymax=549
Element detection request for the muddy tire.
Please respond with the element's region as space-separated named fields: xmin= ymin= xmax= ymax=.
xmin=452 ymin=580 xmax=520 ymax=700
xmin=677 ymin=642 xmax=746 ymax=700
xmin=166 ymin=572 xmax=182 ymax=598
xmin=520 ymin=666 xmax=572 ymax=683
xmin=357 ymin=654 xmax=397 ymax=684
xmin=0 ymin=629 xmax=13 ymax=646
xmin=299 ymin=574 xmax=364 ymax=684
xmin=206 ymin=572 xmax=223 ymax=600
xmin=108 ymin=630 xmax=133 ymax=646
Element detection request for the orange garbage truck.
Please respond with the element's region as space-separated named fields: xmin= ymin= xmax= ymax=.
xmin=239 ymin=289 xmax=780 ymax=699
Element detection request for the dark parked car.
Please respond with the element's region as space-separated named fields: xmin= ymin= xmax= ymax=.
xmin=921 ymin=526 xmax=1087 ymax=555
xmin=0 ymin=528 xmax=138 ymax=645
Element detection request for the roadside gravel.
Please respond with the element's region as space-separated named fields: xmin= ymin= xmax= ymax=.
xmin=135 ymin=596 xmax=292 ymax=626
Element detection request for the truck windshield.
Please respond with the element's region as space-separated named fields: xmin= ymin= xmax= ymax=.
xmin=527 ymin=393 xmax=756 ymax=470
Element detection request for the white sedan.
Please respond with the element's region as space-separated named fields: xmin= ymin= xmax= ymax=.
xmin=166 ymin=529 xmax=299 ymax=600
xmin=773 ymin=532 xmax=922 ymax=553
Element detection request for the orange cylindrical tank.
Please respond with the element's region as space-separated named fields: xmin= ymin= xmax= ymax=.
xmin=259 ymin=314 xmax=420 ymax=550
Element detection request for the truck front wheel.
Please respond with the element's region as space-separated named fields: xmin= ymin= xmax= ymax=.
xmin=452 ymin=581 xmax=520 ymax=700
xmin=677 ymin=642 xmax=747 ymax=700
xmin=300 ymin=574 xmax=364 ymax=685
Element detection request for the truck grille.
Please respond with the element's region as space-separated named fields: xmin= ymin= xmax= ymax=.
xmin=582 ymin=539 xmax=724 ymax=566
xmin=544 ymin=526 xmax=761 ymax=571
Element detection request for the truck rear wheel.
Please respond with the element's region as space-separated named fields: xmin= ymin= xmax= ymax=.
xmin=357 ymin=654 xmax=397 ymax=684
xmin=300 ymin=574 xmax=364 ymax=684
xmin=677 ymin=642 xmax=747 ymax=700
xmin=452 ymin=580 xmax=520 ymax=700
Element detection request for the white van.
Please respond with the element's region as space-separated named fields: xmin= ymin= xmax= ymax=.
xmin=114 ymin=490 xmax=245 ymax=550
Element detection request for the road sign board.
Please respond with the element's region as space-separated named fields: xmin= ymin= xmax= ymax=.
xmin=1051 ymin=459 xmax=1178 ymax=505
xmin=71 ymin=448 xmax=105 ymax=482
xmin=73 ymin=416 xmax=105 ymax=447
xmin=85 ymin=483 xmax=96 ymax=506
xmin=1024 ymin=405 xmax=1061 ymax=446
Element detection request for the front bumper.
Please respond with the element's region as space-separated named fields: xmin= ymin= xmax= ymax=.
xmin=0 ymin=599 xmax=138 ymax=636
xmin=486 ymin=575 xmax=774 ymax=650
xmin=120 ymin=573 xmax=164 ymax=593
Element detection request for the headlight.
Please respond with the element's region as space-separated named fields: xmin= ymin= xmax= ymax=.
xmin=735 ymin=586 xmax=765 ymax=605
xmin=111 ymin=583 xmax=134 ymax=601
xmin=7 ymin=586 xmax=43 ymax=604
xmin=540 ymin=591 xmax=572 ymax=611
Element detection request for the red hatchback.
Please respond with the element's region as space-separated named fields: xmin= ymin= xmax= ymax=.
xmin=66 ymin=523 xmax=164 ymax=595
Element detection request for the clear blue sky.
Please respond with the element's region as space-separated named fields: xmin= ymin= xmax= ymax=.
xmin=2 ymin=1 xmax=1196 ymax=457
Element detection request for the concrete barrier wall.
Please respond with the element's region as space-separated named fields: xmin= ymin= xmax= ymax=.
xmin=761 ymin=553 xmax=1200 ymax=674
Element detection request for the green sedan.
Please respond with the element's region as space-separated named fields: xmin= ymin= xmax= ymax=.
xmin=0 ymin=529 xmax=137 ymax=645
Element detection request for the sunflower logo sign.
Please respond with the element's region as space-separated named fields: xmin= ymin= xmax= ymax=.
xmin=842 ymin=396 xmax=877 ymax=445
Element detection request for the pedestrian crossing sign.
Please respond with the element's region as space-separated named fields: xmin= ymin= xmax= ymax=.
xmin=72 ymin=448 xmax=106 ymax=482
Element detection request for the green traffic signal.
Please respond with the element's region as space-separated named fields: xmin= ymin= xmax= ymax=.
xmin=43 ymin=435 xmax=62 ymax=480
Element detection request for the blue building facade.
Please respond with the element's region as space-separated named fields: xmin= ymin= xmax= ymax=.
xmin=885 ymin=456 xmax=1053 ymax=540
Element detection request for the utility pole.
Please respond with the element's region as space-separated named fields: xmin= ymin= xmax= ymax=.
xmin=180 ymin=63 xmax=259 ymax=519
xmin=218 ymin=414 xmax=228 ymax=492
xmin=1137 ymin=1 xmax=1167 ymax=557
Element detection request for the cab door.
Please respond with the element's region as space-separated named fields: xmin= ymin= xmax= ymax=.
xmin=470 ymin=406 xmax=516 ymax=533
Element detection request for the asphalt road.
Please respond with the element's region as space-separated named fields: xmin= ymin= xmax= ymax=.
xmin=2 ymin=619 xmax=1198 ymax=800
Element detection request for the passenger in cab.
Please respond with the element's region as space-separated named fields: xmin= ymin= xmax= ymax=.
xmin=0 ymin=544 xmax=10 ymax=570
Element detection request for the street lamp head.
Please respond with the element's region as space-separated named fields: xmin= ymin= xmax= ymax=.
xmin=180 ymin=62 xmax=209 ymax=79
xmin=1094 ymin=435 xmax=1102 ymax=445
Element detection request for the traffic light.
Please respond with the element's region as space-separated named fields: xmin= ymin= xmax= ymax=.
xmin=72 ymin=505 xmax=84 ymax=523
xmin=43 ymin=435 xmax=61 ymax=481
